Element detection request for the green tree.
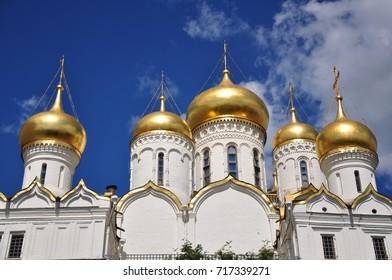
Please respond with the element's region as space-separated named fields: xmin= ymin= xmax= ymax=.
xmin=215 ymin=241 xmax=236 ymax=260
xmin=176 ymin=241 xmax=206 ymax=260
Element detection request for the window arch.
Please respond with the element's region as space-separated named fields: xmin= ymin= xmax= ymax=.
xmin=354 ymin=170 xmax=362 ymax=192
xmin=203 ymin=149 xmax=211 ymax=185
xmin=157 ymin=152 xmax=164 ymax=185
xmin=300 ymin=160 xmax=308 ymax=187
xmin=40 ymin=163 xmax=47 ymax=185
xmin=253 ymin=149 xmax=261 ymax=187
xmin=228 ymin=145 xmax=238 ymax=179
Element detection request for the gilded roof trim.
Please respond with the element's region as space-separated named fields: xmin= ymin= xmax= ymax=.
xmin=10 ymin=177 xmax=56 ymax=202
xmin=285 ymin=183 xmax=318 ymax=202
xmin=116 ymin=181 xmax=183 ymax=211
xmin=188 ymin=175 xmax=278 ymax=213
xmin=278 ymin=205 xmax=286 ymax=221
xmin=60 ymin=179 xmax=110 ymax=202
xmin=293 ymin=184 xmax=348 ymax=208
xmin=0 ymin=192 xmax=8 ymax=202
xmin=351 ymin=184 xmax=392 ymax=208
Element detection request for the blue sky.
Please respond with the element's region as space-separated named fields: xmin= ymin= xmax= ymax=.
xmin=1 ymin=0 xmax=392 ymax=198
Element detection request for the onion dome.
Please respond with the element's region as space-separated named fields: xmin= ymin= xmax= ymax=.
xmin=315 ymin=68 xmax=377 ymax=160
xmin=19 ymin=83 xmax=87 ymax=156
xmin=273 ymin=107 xmax=318 ymax=151
xmin=186 ymin=69 xmax=269 ymax=131
xmin=316 ymin=95 xmax=377 ymax=160
xmin=132 ymin=94 xmax=192 ymax=141
xmin=273 ymin=85 xmax=318 ymax=151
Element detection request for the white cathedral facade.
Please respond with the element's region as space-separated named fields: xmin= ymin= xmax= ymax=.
xmin=1 ymin=50 xmax=392 ymax=260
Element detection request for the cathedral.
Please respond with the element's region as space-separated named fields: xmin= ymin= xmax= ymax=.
xmin=1 ymin=47 xmax=391 ymax=260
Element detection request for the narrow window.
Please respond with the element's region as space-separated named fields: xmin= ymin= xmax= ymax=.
xmin=322 ymin=235 xmax=337 ymax=259
xmin=40 ymin=163 xmax=47 ymax=185
xmin=373 ymin=237 xmax=388 ymax=260
xmin=8 ymin=233 xmax=24 ymax=259
xmin=253 ymin=149 xmax=261 ymax=187
xmin=203 ymin=149 xmax=211 ymax=185
xmin=227 ymin=146 xmax=237 ymax=179
xmin=157 ymin=153 xmax=164 ymax=185
xmin=354 ymin=170 xmax=362 ymax=192
xmin=300 ymin=161 xmax=308 ymax=187
xmin=0 ymin=233 xmax=2 ymax=245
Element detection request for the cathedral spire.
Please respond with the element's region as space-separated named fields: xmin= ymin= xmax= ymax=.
xmin=160 ymin=70 xmax=166 ymax=112
xmin=50 ymin=56 xmax=65 ymax=113
xmin=223 ymin=40 xmax=228 ymax=71
xmin=289 ymin=83 xmax=297 ymax=124
xmin=333 ymin=66 xmax=347 ymax=121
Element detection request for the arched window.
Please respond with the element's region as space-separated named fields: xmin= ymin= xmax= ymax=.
xmin=253 ymin=149 xmax=261 ymax=187
xmin=228 ymin=146 xmax=238 ymax=179
xmin=300 ymin=160 xmax=308 ymax=187
xmin=354 ymin=170 xmax=362 ymax=192
xmin=157 ymin=153 xmax=164 ymax=185
xmin=203 ymin=149 xmax=211 ymax=185
xmin=40 ymin=163 xmax=47 ymax=185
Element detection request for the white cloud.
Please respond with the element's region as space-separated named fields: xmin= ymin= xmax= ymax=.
xmin=183 ymin=1 xmax=249 ymax=41
xmin=128 ymin=115 xmax=141 ymax=134
xmin=257 ymin=0 xmax=392 ymax=190
xmin=1 ymin=95 xmax=41 ymax=135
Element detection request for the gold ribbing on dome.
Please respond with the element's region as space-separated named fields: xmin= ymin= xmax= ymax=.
xmin=315 ymin=67 xmax=377 ymax=160
xmin=272 ymin=84 xmax=318 ymax=150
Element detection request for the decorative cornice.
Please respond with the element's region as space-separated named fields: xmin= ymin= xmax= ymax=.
xmin=273 ymin=140 xmax=316 ymax=162
xmin=192 ymin=116 xmax=265 ymax=135
xmin=188 ymin=175 xmax=278 ymax=214
xmin=116 ymin=181 xmax=183 ymax=211
xmin=193 ymin=120 xmax=265 ymax=149
xmin=319 ymin=146 xmax=379 ymax=164
xmin=22 ymin=140 xmax=81 ymax=158
xmin=130 ymin=131 xmax=194 ymax=152
xmin=351 ymin=184 xmax=392 ymax=209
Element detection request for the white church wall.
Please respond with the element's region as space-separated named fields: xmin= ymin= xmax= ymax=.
xmin=190 ymin=184 xmax=277 ymax=254
xmin=119 ymin=192 xmax=181 ymax=255
xmin=320 ymin=150 xmax=378 ymax=203
xmin=193 ymin=120 xmax=266 ymax=191
xmin=273 ymin=141 xmax=326 ymax=202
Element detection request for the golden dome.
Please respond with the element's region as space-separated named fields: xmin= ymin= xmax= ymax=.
xmin=132 ymin=96 xmax=192 ymax=140
xmin=316 ymin=95 xmax=377 ymax=160
xmin=273 ymin=108 xmax=318 ymax=151
xmin=19 ymin=84 xmax=87 ymax=156
xmin=186 ymin=70 xmax=269 ymax=131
